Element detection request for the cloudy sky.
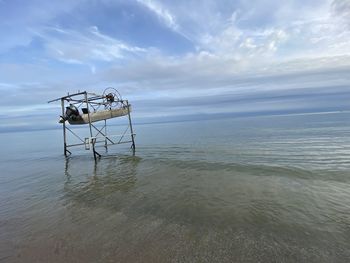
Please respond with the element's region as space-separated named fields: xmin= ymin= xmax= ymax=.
xmin=0 ymin=0 xmax=350 ymax=131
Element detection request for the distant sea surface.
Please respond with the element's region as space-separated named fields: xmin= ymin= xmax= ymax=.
xmin=1 ymin=113 xmax=350 ymax=262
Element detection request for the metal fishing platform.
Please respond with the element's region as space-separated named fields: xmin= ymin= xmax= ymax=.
xmin=48 ymin=88 xmax=135 ymax=160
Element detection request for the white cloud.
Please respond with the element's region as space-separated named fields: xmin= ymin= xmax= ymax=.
xmin=36 ymin=26 xmax=147 ymax=64
xmin=134 ymin=0 xmax=348 ymax=61
xmin=136 ymin=0 xmax=178 ymax=30
xmin=135 ymin=0 xmax=193 ymax=41
xmin=200 ymin=26 xmax=289 ymax=60
xmin=0 ymin=0 xmax=86 ymax=52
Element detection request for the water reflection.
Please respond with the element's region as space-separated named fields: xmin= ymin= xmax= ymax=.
xmin=63 ymin=155 xmax=141 ymax=209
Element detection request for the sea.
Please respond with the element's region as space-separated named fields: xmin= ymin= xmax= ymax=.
xmin=1 ymin=112 xmax=350 ymax=262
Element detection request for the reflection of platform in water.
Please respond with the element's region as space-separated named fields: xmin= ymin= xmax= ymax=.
xmin=64 ymin=155 xmax=141 ymax=207
xmin=48 ymin=88 xmax=136 ymax=160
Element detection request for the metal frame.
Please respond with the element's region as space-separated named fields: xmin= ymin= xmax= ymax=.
xmin=49 ymin=90 xmax=136 ymax=160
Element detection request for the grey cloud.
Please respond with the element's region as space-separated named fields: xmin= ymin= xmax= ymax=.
xmin=131 ymin=84 xmax=350 ymax=118
xmin=103 ymin=56 xmax=350 ymax=94
xmin=332 ymin=0 xmax=350 ymax=27
xmin=134 ymin=85 xmax=350 ymax=108
xmin=1 ymin=82 xmax=349 ymax=132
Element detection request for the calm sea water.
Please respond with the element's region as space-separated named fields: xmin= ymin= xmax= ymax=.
xmin=1 ymin=113 xmax=350 ymax=262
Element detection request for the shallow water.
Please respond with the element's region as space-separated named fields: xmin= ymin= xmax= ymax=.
xmin=1 ymin=113 xmax=350 ymax=262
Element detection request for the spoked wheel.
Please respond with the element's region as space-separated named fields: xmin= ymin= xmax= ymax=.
xmin=103 ymin=87 xmax=122 ymax=109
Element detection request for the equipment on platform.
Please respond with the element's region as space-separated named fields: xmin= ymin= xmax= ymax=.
xmin=48 ymin=88 xmax=135 ymax=160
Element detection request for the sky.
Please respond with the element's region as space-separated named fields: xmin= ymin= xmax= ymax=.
xmin=0 ymin=0 xmax=350 ymax=131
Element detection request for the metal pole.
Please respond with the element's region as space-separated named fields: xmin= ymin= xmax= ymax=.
xmin=61 ymin=98 xmax=67 ymax=156
xmin=85 ymin=92 xmax=98 ymax=160
xmin=126 ymin=100 xmax=136 ymax=153
xmin=104 ymin=119 xmax=108 ymax=151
